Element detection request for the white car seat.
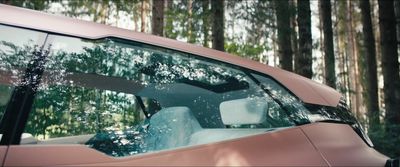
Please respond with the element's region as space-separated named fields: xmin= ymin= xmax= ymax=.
xmin=145 ymin=106 xmax=202 ymax=152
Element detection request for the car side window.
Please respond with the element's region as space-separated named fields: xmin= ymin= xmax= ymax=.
xmin=23 ymin=34 xmax=295 ymax=157
xmin=0 ymin=24 xmax=47 ymax=130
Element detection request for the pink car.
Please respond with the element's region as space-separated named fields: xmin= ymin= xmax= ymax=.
xmin=0 ymin=4 xmax=395 ymax=166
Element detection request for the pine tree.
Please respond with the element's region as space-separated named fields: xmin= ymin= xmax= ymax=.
xmin=211 ymin=0 xmax=224 ymax=51
xmin=296 ymin=0 xmax=313 ymax=78
xmin=141 ymin=0 xmax=149 ymax=33
xmin=319 ymin=0 xmax=336 ymax=88
xmin=152 ymin=0 xmax=165 ymax=36
xmin=378 ymin=0 xmax=400 ymax=125
xmin=201 ymin=0 xmax=210 ymax=47
xmin=360 ymin=0 xmax=379 ymax=128
xmin=274 ymin=0 xmax=293 ymax=71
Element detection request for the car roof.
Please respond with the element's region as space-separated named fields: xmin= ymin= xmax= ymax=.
xmin=0 ymin=4 xmax=341 ymax=107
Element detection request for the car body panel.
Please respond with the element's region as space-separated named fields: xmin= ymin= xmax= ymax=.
xmin=0 ymin=146 xmax=7 ymax=165
xmin=4 ymin=126 xmax=328 ymax=166
xmin=4 ymin=123 xmax=388 ymax=166
xmin=301 ymin=123 xmax=388 ymax=166
xmin=0 ymin=4 xmax=341 ymax=107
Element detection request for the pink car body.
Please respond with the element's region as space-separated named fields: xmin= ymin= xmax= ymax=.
xmin=0 ymin=4 xmax=391 ymax=166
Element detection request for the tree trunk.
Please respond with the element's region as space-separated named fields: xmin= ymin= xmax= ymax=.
xmin=290 ymin=0 xmax=299 ymax=75
xmin=165 ymin=0 xmax=174 ymax=38
xmin=99 ymin=2 xmax=109 ymax=24
xmin=211 ymin=0 xmax=224 ymax=51
xmin=132 ymin=2 xmax=140 ymax=32
xmin=319 ymin=0 xmax=336 ymax=88
xmin=272 ymin=26 xmax=278 ymax=67
xmin=378 ymin=0 xmax=400 ymax=125
xmin=202 ymin=0 xmax=210 ymax=47
xmin=394 ymin=0 xmax=400 ymax=49
xmin=187 ymin=0 xmax=196 ymax=43
xmin=318 ymin=1 xmax=325 ymax=81
xmin=296 ymin=0 xmax=313 ymax=78
xmin=334 ymin=0 xmax=350 ymax=104
xmin=346 ymin=0 xmax=361 ymax=118
xmin=115 ymin=2 xmax=120 ymax=27
xmin=141 ymin=0 xmax=148 ymax=33
xmin=274 ymin=0 xmax=293 ymax=71
xmin=360 ymin=0 xmax=379 ymax=128
xmin=152 ymin=0 xmax=165 ymax=36
xmin=371 ymin=0 xmax=384 ymax=112
xmin=353 ymin=1 xmax=367 ymax=120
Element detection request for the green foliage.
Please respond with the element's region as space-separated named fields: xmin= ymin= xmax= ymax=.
xmin=61 ymin=0 xmax=141 ymax=23
xmin=230 ymin=0 xmax=275 ymax=42
xmin=224 ymin=0 xmax=274 ymax=62
xmin=6 ymin=0 xmax=52 ymax=10
xmin=225 ymin=42 xmax=265 ymax=61
xmin=369 ymin=122 xmax=400 ymax=158
xmin=165 ymin=0 xmax=206 ymax=44
xmin=25 ymin=85 xmax=139 ymax=139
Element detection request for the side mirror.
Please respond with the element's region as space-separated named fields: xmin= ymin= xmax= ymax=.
xmin=386 ymin=158 xmax=399 ymax=167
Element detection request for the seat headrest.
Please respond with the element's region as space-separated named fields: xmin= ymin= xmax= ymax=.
xmin=146 ymin=106 xmax=201 ymax=151
xmin=219 ymin=97 xmax=268 ymax=125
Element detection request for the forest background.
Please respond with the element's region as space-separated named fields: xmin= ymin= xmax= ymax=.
xmin=1 ymin=0 xmax=399 ymax=158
